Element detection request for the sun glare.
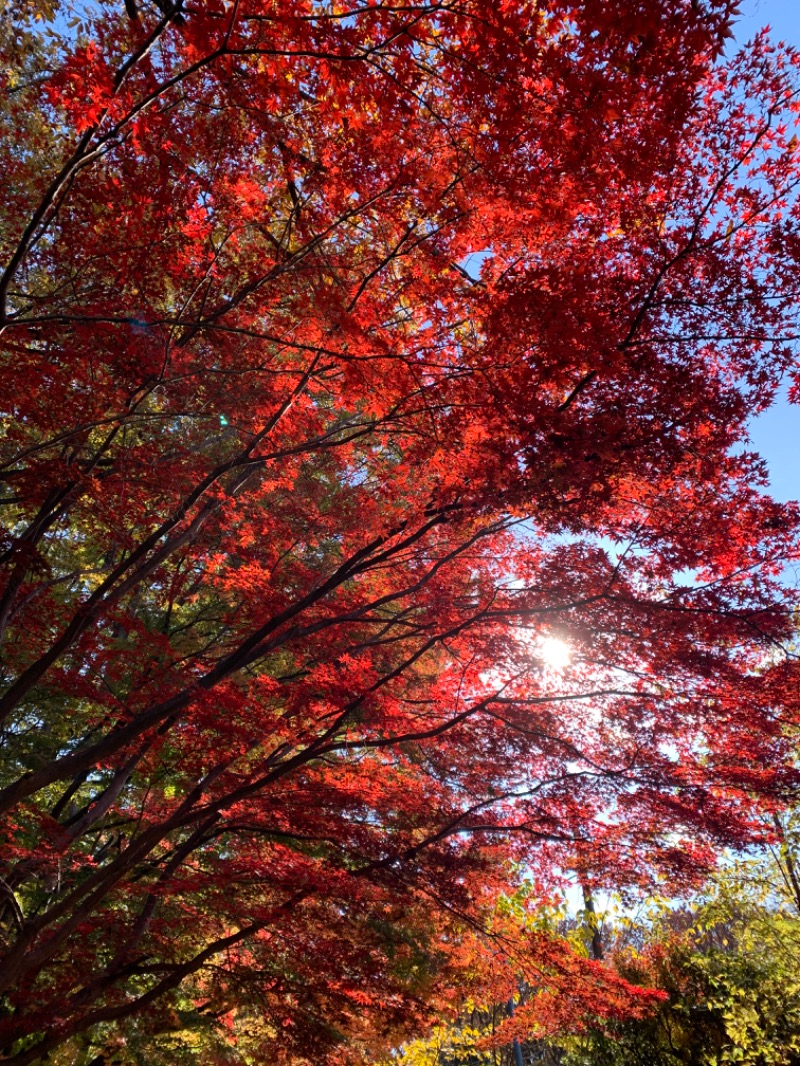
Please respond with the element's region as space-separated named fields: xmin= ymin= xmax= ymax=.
xmin=539 ymin=636 xmax=571 ymax=672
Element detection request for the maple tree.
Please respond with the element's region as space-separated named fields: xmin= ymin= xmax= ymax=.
xmin=3 ymin=0 xmax=800 ymax=1061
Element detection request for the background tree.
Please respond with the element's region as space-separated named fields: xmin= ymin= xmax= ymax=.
xmin=551 ymin=820 xmax=800 ymax=1066
xmin=393 ymin=815 xmax=800 ymax=1066
xmin=3 ymin=0 xmax=800 ymax=1062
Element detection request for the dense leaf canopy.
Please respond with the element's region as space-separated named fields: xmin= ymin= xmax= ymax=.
xmin=2 ymin=0 xmax=800 ymax=1061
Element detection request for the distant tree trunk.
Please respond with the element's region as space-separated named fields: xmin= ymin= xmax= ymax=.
xmin=582 ymin=885 xmax=604 ymax=961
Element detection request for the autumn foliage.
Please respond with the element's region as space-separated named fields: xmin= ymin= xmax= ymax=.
xmin=3 ymin=0 xmax=800 ymax=1061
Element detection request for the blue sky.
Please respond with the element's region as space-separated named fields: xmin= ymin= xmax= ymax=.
xmin=735 ymin=0 xmax=800 ymax=46
xmin=736 ymin=0 xmax=800 ymax=501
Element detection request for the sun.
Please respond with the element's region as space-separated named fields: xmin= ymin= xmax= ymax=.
xmin=539 ymin=635 xmax=571 ymax=672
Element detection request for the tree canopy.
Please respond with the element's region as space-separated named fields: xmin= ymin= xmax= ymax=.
xmin=2 ymin=0 xmax=800 ymax=1062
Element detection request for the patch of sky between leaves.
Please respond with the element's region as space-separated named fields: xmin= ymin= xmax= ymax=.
xmin=732 ymin=1 xmax=800 ymax=503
